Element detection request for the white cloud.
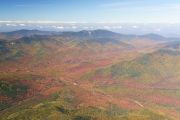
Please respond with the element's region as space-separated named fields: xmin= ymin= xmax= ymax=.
xmin=143 ymin=28 xmax=147 ymax=31
xmin=39 ymin=26 xmax=43 ymax=28
xmin=0 ymin=21 xmax=12 ymax=23
xmin=56 ymin=26 xmax=64 ymax=29
xmin=0 ymin=25 xmax=1 ymax=26
xmin=132 ymin=26 xmax=138 ymax=28
xmin=104 ymin=26 xmax=111 ymax=29
xmin=6 ymin=24 xmax=17 ymax=26
xmin=19 ymin=24 xmax=26 ymax=26
xmin=83 ymin=27 xmax=88 ymax=29
xmin=72 ymin=26 xmax=77 ymax=29
xmin=155 ymin=28 xmax=161 ymax=31
xmin=113 ymin=26 xmax=122 ymax=29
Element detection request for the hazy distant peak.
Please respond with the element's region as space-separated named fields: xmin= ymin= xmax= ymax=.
xmin=139 ymin=33 xmax=166 ymax=41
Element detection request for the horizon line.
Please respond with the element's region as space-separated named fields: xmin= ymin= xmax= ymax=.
xmin=0 ymin=21 xmax=178 ymax=24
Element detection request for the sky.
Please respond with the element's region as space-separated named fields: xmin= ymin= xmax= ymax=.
xmin=1 ymin=0 xmax=180 ymax=36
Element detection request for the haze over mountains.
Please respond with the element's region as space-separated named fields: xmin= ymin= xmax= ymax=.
xmin=1 ymin=29 xmax=180 ymax=119
xmin=1 ymin=21 xmax=180 ymax=38
xmin=1 ymin=29 xmax=180 ymax=41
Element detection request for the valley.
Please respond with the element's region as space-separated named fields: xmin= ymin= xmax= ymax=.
xmin=0 ymin=29 xmax=180 ymax=119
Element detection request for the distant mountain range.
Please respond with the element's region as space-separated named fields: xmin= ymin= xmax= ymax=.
xmin=61 ymin=29 xmax=180 ymax=41
xmin=0 ymin=32 xmax=134 ymax=61
xmin=0 ymin=29 xmax=61 ymax=40
xmin=1 ymin=29 xmax=180 ymax=41
xmin=1 ymin=29 xmax=180 ymax=61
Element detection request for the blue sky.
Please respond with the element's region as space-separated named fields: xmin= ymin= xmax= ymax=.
xmin=1 ymin=0 xmax=180 ymax=35
xmin=1 ymin=0 xmax=180 ymax=22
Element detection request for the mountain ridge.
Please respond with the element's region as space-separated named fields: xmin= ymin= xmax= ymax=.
xmin=0 ymin=29 xmax=62 ymax=40
xmin=61 ymin=29 xmax=180 ymax=41
xmin=1 ymin=29 xmax=180 ymax=42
